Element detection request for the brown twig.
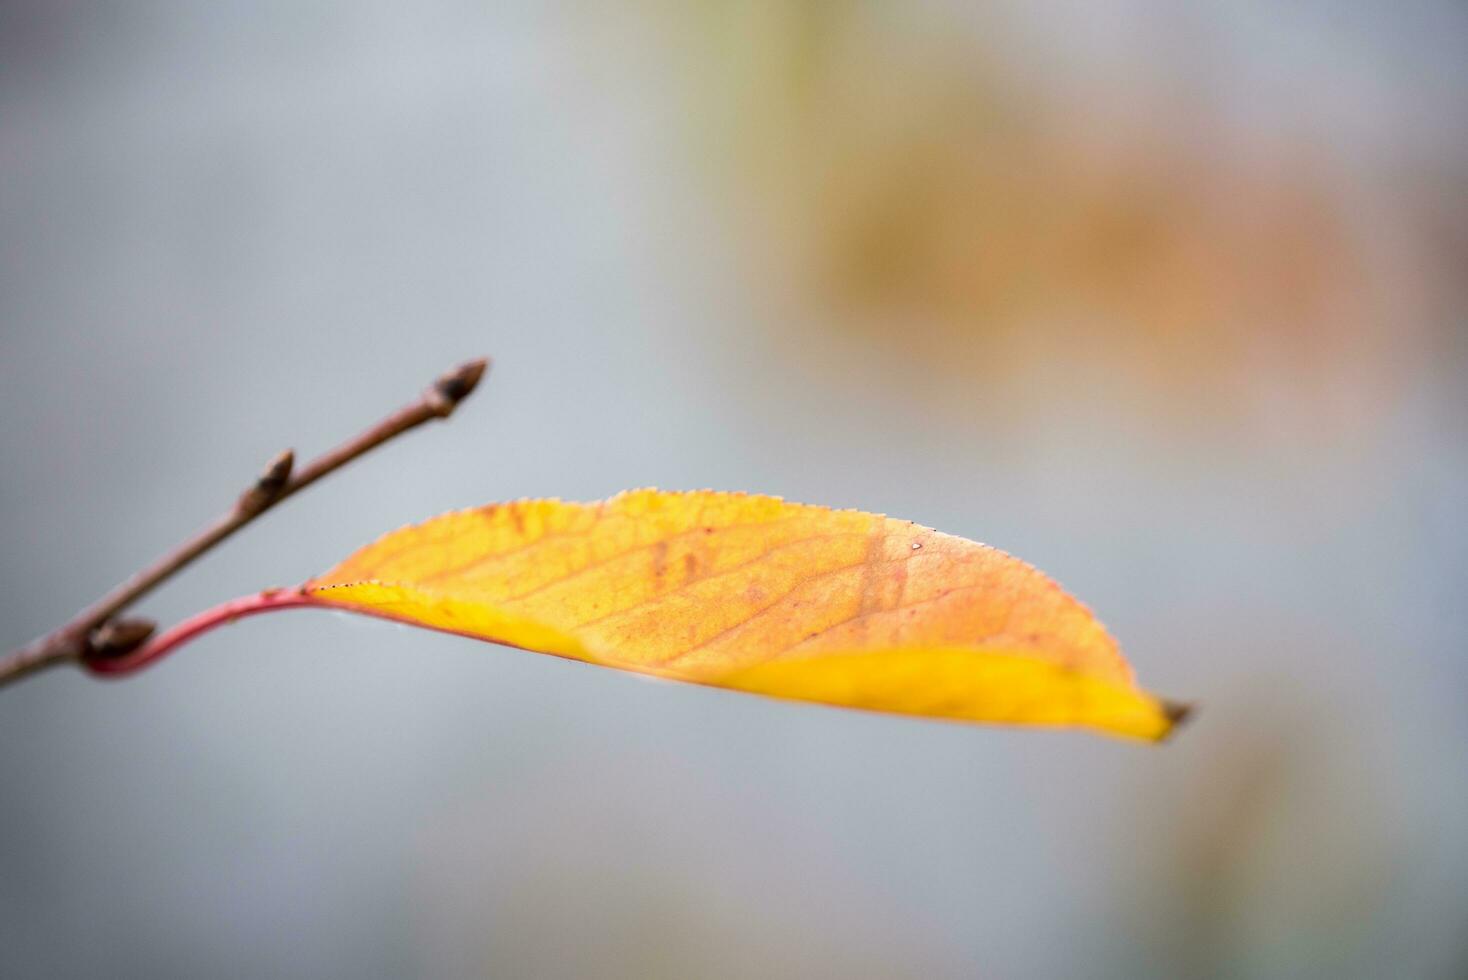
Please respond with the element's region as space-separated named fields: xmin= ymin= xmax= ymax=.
xmin=0 ymin=357 xmax=490 ymax=690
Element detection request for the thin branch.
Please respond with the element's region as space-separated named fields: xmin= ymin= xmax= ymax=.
xmin=0 ymin=357 xmax=490 ymax=690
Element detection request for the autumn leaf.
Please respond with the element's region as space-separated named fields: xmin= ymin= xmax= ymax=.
xmin=298 ymin=489 xmax=1187 ymax=741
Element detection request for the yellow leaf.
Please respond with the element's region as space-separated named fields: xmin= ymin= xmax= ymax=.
xmin=306 ymin=489 xmax=1188 ymax=740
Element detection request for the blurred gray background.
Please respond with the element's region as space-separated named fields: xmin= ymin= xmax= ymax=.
xmin=2 ymin=2 xmax=1465 ymax=978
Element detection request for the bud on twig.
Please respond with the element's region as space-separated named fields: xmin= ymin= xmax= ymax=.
xmin=427 ymin=358 xmax=490 ymax=417
xmin=88 ymin=618 xmax=157 ymax=660
xmin=238 ymin=449 xmax=295 ymax=515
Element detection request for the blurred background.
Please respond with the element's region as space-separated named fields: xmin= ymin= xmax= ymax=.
xmin=2 ymin=2 xmax=1465 ymax=977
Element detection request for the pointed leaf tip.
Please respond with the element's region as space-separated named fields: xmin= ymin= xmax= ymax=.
xmin=1160 ymin=699 xmax=1197 ymax=735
